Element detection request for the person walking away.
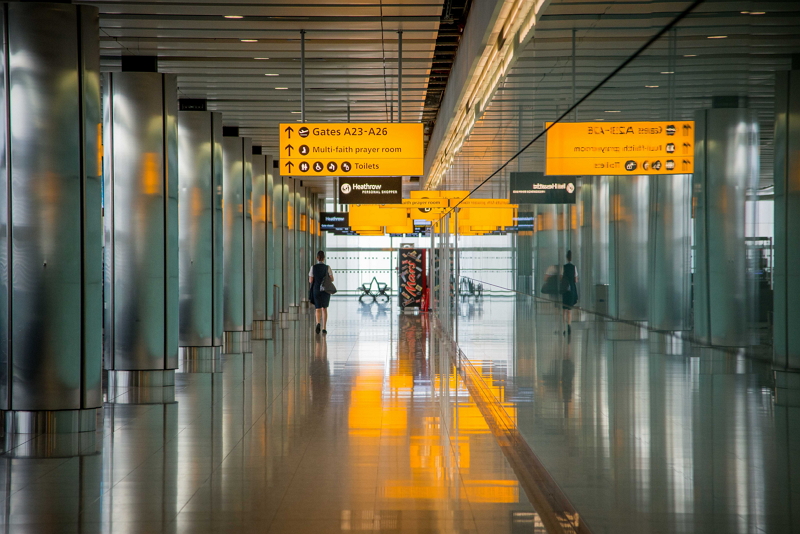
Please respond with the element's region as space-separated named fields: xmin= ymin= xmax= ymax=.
xmin=562 ymin=250 xmax=578 ymax=336
xmin=309 ymin=250 xmax=334 ymax=334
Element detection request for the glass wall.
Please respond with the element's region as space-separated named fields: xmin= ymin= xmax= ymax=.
xmin=427 ymin=0 xmax=794 ymax=348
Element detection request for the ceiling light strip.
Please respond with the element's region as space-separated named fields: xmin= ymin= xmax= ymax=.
xmin=425 ymin=0 xmax=541 ymax=189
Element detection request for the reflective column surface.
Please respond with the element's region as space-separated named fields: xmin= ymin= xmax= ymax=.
xmin=0 ymin=299 xmax=536 ymax=533
xmin=456 ymin=295 xmax=799 ymax=534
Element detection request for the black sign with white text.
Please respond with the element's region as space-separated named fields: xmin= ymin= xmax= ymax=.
xmin=320 ymin=212 xmax=349 ymax=231
xmin=510 ymin=172 xmax=576 ymax=204
xmin=338 ymin=177 xmax=402 ymax=204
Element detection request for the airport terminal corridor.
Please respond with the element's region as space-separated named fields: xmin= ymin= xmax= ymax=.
xmin=0 ymin=300 xmax=536 ymax=533
xmin=3 ymin=298 xmax=797 ymax=533
xmin=2 ymin=0 xmax=800 ymax=533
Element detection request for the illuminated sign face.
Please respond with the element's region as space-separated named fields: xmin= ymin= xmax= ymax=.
xmin=338 ymin=177 xmax=402 ymax=204
xmin=510 ymin=172 xmax=576 ymax=204
xmin=279 ymin=123 xmax=424 ymax=177
xmin=545 ymin=121 xmax=695 ymax=176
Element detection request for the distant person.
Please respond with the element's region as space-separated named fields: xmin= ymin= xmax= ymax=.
xmin=309 ymin=250 xmax=334 ymax=334
xmin=562 ymin=250 xmax=578 ymax=335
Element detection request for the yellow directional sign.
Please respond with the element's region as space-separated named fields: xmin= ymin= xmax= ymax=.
xmin=279 ymin=123 xmax=424 ymax=177
xmin=545 ymin=121 xmax=695 ymax=176
xmin=400 ymin=199 xmax=449 ymax=209
xmin=454 ymin=198 xmax=512 ymax=207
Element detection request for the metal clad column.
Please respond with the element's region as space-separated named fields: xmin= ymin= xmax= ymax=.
xmin=775 ymin=71 xmax=800 ymax=372
xmin=578 ymin=177 xmax=595 ymax=312
xmin=266 ymin=160 xmax=274 ymax=321
xmin=177 ymin=110 xmax=223 ymax=359
xmin=694 ymin=103 xmax=758 ymax=346
xmin=252 ymin=150 xmax=273 ymax=339
xmin=285 ymin=178 xmax=296 ymax=318
xmin=297 ymin=184 xmax=308 ymax=306
xmin=104 ymin=71 xmax=179 ymax=391
xmin=221 ymin=135 xmax=253 ymax=353
xmin=273 ymin=175 xmax=285 ymax=319
xmin=648 ymin=174 xmax=691 ymax=330
xmin=609 ymin=175 xmax=649 ymax=321
xmin=534 ymin=204 xmax=559 ymax=304
xmin=0 ymin=2 xmax=101 ymax=436
xmin=592 ymin=176 xmax=610 ymax=287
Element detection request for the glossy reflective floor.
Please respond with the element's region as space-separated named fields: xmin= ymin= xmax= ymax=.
xmin=0 ymin=299 xmax=537 ymax=533
xmin=455 ymin=295 xmax=800 ymax=534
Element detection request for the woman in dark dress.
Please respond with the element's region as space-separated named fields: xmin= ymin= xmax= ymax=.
xmin=309 ymin=250 xmax=334 ymax=334
xmin=562 ymin=250 xmax=578 ymax=336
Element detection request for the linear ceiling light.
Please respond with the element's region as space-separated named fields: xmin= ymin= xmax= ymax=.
xmin=425 ymin=0 xmax=546 ymax=189
xmin=225 ymin=15 xmax=244 ymax=19
xmin=241 ymin=39 xmax=258 ymax=42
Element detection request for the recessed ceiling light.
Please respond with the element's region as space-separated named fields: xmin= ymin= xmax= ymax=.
xmin=708 ymin=35 xmax=727 ymax=39
xmin=264 ymin=73 xmax=279 ymax=76
xmin=241 ymin=39 xmax=258 ymax=42
xmin=604 ymin=110 xmax=621 ymax=113
xmin=645 ymin=85 xmax=659 ymax=88
xmin=741 ymin=11 xmax=750 ymax=14
xmin=683 ymin=54 xmax=697 ymax=57
xmin=661 ymin=71 xmax=675 ymax=74
xmin=750 ymin=11 xmax=766 ymax=15
xmin=225 ymin=15 xmax=244 ymax=19
xmin=275 ymin=87 xmax=288 ymax=90
xmin=254 ymin=57 xmax=269 ymax=60
xmin=291 ymin=111 xmax=301 ymax=114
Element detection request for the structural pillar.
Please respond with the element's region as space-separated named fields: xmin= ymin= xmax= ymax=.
xmin=177 ymin=106 xmax=223 ymax=361
xmin=515 ymin=212 xmax=534 ymax=295
xmin=577 ymin=177 xmax=595 ymax=312
xmin=252 ymin=148 xmax=273 ymax=339
xmin=286 ymin=178 xmax=299 ymax=319
xmin=221 ymin=130 xmax=253 ymax=353
xmin=609 ymin=175 xmax=649 ymax=321
xmin=694 ymin=98 xmax=759 ymax=346
xmin=648 ymin=174 xmax=692 ymax=331
xmin=774 ymin=70 xmax=800 ymax=400
xmin=0 ymin=2 xmax=102 ymax=436
xmin=273 ymin=174 xmax=287 ymax=322
xmin=103 ymin=67 xmax=178 ymax=393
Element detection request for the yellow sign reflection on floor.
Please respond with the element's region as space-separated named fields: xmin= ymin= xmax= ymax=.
xmin=279 ymin=123 xmax=424 ymax=176
xmin=545 ymin=121 xmax=695 ymax=175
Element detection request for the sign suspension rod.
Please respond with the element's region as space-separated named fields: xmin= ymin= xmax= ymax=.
xmin=301 ymin=29 xmax=306 ymax=122
xmin=398 ymin=30 xmax=403 ymax=123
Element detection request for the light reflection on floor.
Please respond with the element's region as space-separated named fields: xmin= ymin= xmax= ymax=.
xmin=0 ymin=298 xmax=540 ymax=533
xmin=456 ymin=295 xmax=799 ymax=534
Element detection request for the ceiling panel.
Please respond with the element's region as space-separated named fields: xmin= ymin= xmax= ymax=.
xmin=83 ymin=0 xmax=444 ymax=164
xmin=438 ymin=0 xmax=800 ymax=193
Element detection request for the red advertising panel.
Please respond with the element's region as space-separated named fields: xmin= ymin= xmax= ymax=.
xmin=399 ymin=248 xmax=426 ymax=309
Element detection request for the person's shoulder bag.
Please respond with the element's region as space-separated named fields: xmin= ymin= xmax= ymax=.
xmin=559 ymin=264 xmax=571 ymax=294
xmin=321 ymin=266 xmax=337 ymax=294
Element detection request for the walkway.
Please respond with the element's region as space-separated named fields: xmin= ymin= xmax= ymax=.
xmin=455 ymin=295 xmax=797 ymax=534
xmin=0 ymin=299 xmax=536 ymax=533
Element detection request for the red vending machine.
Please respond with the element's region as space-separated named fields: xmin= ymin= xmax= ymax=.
xmin=398 ymin=248 xmax=427 ymax=309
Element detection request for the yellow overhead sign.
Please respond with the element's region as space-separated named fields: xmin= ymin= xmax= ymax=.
xmin=545 ymin=121 xmax=695 ymax=176
xmin=401 ymin=199 xmax=450 ymax=209
xmin=279 ymin=123 xmax=424 ymax=177
xmin=454 ymin=199 xmax=512 ymax=208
